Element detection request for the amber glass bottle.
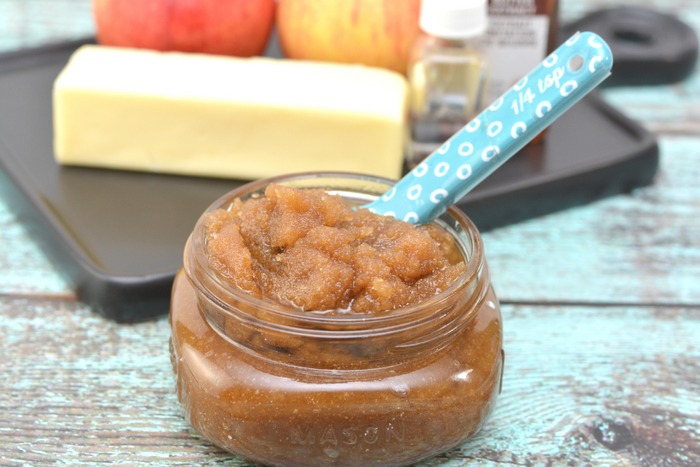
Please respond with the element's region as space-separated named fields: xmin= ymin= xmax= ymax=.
xmin=484 ymin=0 xmax=560 ymax=144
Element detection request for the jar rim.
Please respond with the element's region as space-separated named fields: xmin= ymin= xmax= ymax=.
xmin=184 ymin=171 xmax=485 ymax=332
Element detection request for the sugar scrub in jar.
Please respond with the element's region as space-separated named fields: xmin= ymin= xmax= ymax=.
xmin=170 ymin=172 xmax=504 ymax=466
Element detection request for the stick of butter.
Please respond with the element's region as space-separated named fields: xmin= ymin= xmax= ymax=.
xmin=53 ymin=45 xmax=408 ymax=180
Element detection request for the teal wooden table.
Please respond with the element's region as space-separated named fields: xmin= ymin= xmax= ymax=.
xmin=1 ymin=0 xmax=699 ymax=465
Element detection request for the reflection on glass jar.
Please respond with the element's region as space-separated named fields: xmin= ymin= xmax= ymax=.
xmin=170 ymin=172 xmax=504 ymax=467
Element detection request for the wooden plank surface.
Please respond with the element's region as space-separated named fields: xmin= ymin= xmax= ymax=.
xmin=484 ymin=136 xmax=700 ymax=306
xmin=1 ymin=0 xmax=699 ymax=465
xmin=0 ymin=0 xmax=93 ymax=53
xmin=1 ymin=299 xmax=697 ymax=466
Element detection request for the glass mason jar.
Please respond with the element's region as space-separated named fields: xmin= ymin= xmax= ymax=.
xmin=170 ymin=172 xmax=504 ymax=467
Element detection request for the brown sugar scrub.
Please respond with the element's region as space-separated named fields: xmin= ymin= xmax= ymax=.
xmin=203 ymin=182 xmax=466 ymax=314
xmin=170 ymin=173 xmax=504 ymax=467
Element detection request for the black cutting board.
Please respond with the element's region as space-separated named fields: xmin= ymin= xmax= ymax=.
xmin=2 ymin=6 xmax=686 ymax=321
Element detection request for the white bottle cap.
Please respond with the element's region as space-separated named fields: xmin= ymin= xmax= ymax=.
xmin=419 ymin=0 xmax=488 ymax=40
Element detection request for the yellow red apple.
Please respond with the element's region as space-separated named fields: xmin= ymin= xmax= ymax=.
xmin=277 ymin=0 xmax=421 ymax=74
xmin=92 ymin=0 xmax=276 ymax=57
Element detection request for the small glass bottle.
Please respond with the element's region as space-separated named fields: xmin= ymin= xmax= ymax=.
xmin=406 ymin=0 xmax=489 ymax=169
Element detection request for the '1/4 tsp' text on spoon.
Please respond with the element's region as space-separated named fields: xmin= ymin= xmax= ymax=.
xmin=364 ymin=31 xmax=614 ymax=224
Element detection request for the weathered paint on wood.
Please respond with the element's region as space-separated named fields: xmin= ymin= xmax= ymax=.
xmin=1 ymin=0 xmax=700 ymax=465
xmin=0 ymin=0 xmax=93 ymax=53
xmin=483 ymin=136 xmax=700 ymax=306
xmin=0 ymin=299 xmax=697 ymax=465
xmin=0 ymin=198 xmax=71 ymax=295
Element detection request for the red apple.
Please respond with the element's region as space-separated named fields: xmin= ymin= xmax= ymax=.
xmin=92 ymin=0 xmax=276 ymax=57
xmin=277 ymin=0 xmax=421 ymax=75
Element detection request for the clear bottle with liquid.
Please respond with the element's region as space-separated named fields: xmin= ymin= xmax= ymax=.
xmin=407 ymin=0 xmax=489 ymax=168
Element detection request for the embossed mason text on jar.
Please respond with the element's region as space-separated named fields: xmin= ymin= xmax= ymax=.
xmin=169 ymin=173 xmax=504 ymax=467
xmin=289 ymin=420 xmax=405 ymax=447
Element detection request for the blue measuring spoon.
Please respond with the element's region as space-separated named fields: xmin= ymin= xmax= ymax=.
xmin=364 ymin=31 xmax=614 ymax=224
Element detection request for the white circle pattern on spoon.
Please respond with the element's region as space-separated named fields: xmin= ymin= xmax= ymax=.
xmin=364 ymin=31 xmax=614 ymax=224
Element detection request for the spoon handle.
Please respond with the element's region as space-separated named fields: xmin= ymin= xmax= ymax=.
xmin=365 ymin=31 xmax=613 ymax=224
